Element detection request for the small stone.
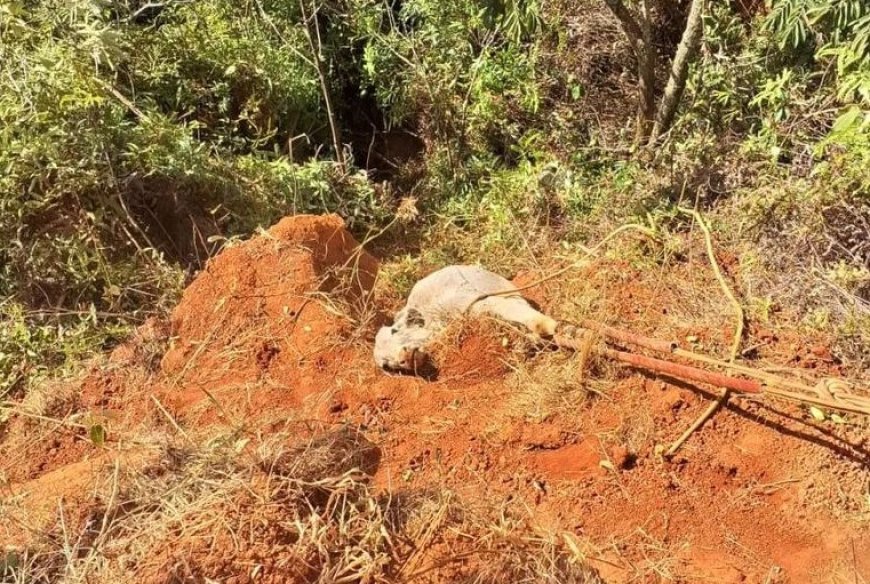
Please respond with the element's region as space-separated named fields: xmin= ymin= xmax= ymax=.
xmin=609 ymin=445 xmax=635 ymax=469
xmin=661 ymin=388 xmax=685 ymax=411
xmin=328 ymin=400 xmax=348 ymax=414
xmin=809 ymin=344 xmax=831 ymax=358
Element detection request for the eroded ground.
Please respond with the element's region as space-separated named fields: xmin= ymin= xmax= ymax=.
xmin=2 ymin=214 xmax=868 ymax=583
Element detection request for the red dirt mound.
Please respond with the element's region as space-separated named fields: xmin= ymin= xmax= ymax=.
xmin=163 ymin=213 xmax=376 ymax=375
xmin=430 ymin=319 xmax=518 ymax=382
xmin=157 ymin=214 xmax=378 ymax=423
xmin=4 ymin=220 xmax=869 ymax=583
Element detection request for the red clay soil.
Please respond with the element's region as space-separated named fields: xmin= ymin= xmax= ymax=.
xmin=156 ymin=213 xmax=379 ymax=426
xmin=2 ymin=214 xmax=868 ymax=583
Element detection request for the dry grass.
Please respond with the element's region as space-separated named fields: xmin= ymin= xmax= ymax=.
xmin=500 ymin=351 xmax=603 ymax=425
xmin=0 ymin=378 xmax=88 ymax=484
xmin=3 ymin=426 xmax=390 ymax=584
xmin=8 ymin=208 xmax=869 ymax=583
xmin=393 ymin=490 xmax=606 ymax=584
xmin=3 ymin=422 xmax=603 ymax=584
xmin=717 ymin=186 xmax=870 ymax=374
xmin=613 ymin=396 xmax=658 ymax=456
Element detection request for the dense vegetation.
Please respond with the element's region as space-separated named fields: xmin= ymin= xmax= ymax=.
xmin=1 ymin=0 xmax=868 ymax=395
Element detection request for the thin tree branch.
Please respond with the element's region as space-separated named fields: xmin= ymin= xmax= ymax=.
xmin=648 ymin=0 xmax=705 ymax=145
xmin=602 ymin=0 xmax=645 ymax=55
xmin=251 ymin=0 xmax=316 ymax=68
xmin=298 ymin=0 xmax=346 ymax=172
xmin=666 ymin=206 xmax=744 ymax=456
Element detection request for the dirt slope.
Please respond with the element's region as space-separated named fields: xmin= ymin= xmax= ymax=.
xmin=2 ymin=214 xmax=867 ymax=583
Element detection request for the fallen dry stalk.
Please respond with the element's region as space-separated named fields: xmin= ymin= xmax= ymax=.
xmin=666 ymin=396 xmax=727 ymax=457
xmin=669 ymin=207 xmax=743 ymax=455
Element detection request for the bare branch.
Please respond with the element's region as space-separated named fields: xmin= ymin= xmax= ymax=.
xmin=251 ymin=0 xmax=316 ymax=68
xmin=602 ymin=0 xmax=656 ymax=143
xmin=95 ymin=78 xmax=145 ymax=120
xmin=130 ymin=0 xmax=193 ymax=20
xmin=601 ymin=0 xmax=645 ymax=56
xmin=298 ymin=0 xmax=346 ymax=172
xmin=648 ymin=0 xmax=705 ymax=145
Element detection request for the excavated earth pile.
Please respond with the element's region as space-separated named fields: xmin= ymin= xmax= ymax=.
xmin=1 ymin=214 xmax=868 ymax=583
xmin=157 ymin=213 xmax=379 ymax=424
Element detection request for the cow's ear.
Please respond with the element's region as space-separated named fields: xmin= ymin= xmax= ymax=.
xmin=393 ymin=308 xmax=408 ymax=329
xmin=405 ymin=308 xmax=425 ymax=327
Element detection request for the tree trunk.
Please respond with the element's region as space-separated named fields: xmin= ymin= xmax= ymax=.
xmin=602 ymin=0 xmax=656 ymax=144
xmin=635 ymin=42 xmax=657 ymax=143
xmin=647 ymin=0 xmax=705 ymax=146
xmin=635 ymin=0 xmax=657 ymax=143
xmin=299 ymin=0 xmax=346 ymax=172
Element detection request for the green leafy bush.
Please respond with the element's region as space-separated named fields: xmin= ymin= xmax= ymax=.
xmin=2 ymin=0 xmax=869 ymax=395
xmin=0 ymin=0 xmax=389 ymax=393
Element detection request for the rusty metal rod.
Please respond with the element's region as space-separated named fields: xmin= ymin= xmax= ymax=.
xmin=559 ymin=323 xmax=870 ymax=416
xmin=600 ymin=348 xmax=763 ymax=394
xmin=578 ymin=319 xmax=677 ymax=353
xmin=578 ymin=319 xmax=829 ymax=394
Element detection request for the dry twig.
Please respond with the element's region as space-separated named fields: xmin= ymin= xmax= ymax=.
xmin=665 ymin=208 xmax=744 ymax=457
xmin=465 ymin=222 xmax=659 ymax=313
